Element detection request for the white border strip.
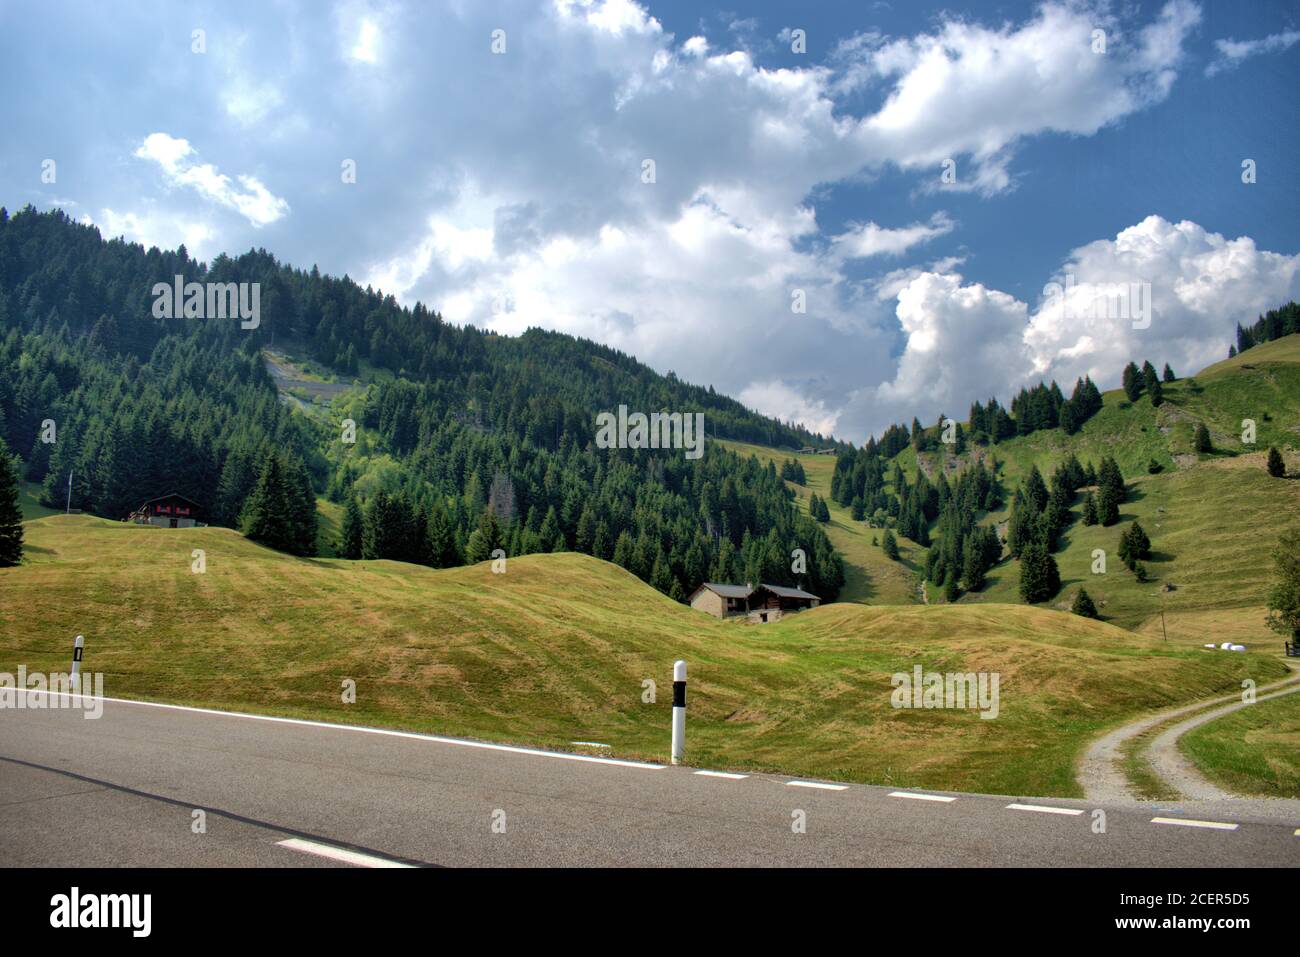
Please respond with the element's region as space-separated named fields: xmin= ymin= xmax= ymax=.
xmin=889 ymin=791 xmax=956 ymax=803
xmin=276 ymin=838 xmax=415 ymax=868
xmin=1006 ymin=803 xmax=1084 ymax=816
xmin=694 ymin=770 xmax=748 ymax=779
xmin=1151 ymin=817 xmax=1238 ymax=831
xmin=6 ymin=687 xmax=665 ymax=770
xmin=787 ymin=780 xmax=848 ymax=791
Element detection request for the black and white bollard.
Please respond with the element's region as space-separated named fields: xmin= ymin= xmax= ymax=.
xmin=70 ymin=635 xmax=84 ymax=692
xmin=671 ymin=660 xmax=686 ymax=765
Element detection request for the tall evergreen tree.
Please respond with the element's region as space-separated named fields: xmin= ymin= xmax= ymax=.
xmin=242 ymin=455 xmax=299 ymax=554
xmin=1266 ymin=446 xmax=1285 ymax=478
xmin=1018 ymin=541 xmax=1061 ymax=604
xmin=339 ymin=492 xmax=364 ymax=559
xmin=1071 ymin=588 xmax=1099 ymax=619
xmin=1194 ymin=423 xmax=1212 ymax=453
xmin=0 ymin=438 xmax=24 ymax=566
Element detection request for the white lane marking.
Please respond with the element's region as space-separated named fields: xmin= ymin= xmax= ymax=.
xmin=7 ymin=688 xmax=664 ymax=770
xmin=787 ymin=780 xmax=848 ymax=791
xmin=276 ymin=838 xmax=415 ymax=868
xmin=1006 ymin=803 xmax=1085 ymax=816
xmin=889 ymin=791 xmax=956 ymax=803
xmin=1151 ymin=817 xmax=1238 ymax=831
xmin=694 ymin=770 xmax=748 ymax=779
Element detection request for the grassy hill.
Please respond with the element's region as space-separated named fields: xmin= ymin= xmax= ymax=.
xmin=1 ymin=511 xmax=1286 ymax=797
xmin=718 ymin=440 xmax=922 ymax=605
xmin=726 ymin=338 xmax=1300 ymax=649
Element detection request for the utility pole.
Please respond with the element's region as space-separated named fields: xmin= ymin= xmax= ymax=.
xmin=65 ymin=469 xmax=73 ymax=514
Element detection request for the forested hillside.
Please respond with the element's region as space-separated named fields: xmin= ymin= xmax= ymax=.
xmin=0 ymin=206 xmax=844 ymax=601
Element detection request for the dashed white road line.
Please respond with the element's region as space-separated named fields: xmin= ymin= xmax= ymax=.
xmin=1151 ymin=817 xmax=1238 ymax=831
xmin=786 ymin=780 xmax=848 ymax=791
xmin=276 ymin=838 xmax=416 ymax=868
xmin=7 ymin=687 xmax=665 ymax=770
xmin=889 ymin=791 xmax=956 ymax=803
xmin=1006 ymin=803 xmax=1085 ymax=816
xmin=694 ymin=770 xmax=748 ymax=779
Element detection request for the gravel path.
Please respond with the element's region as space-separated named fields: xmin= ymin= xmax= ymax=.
xmin=1078 ymin=662 xmax=1300 ymax=806
xmin=1147 ymin=679 xmax=1300 ymax=800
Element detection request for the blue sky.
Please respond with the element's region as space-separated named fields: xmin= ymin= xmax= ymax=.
xmin=2 ymin=0 xmax=1297 ymax=440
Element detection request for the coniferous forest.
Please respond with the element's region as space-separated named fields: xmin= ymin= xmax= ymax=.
xmin=0 ymin=207 xmax=844 ymax=600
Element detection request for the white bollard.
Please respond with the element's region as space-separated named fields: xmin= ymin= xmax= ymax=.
xmin=70 ymin=635 xmax=84 ymax=692
xmin=671 ymin=660 xmax=686 ymax=765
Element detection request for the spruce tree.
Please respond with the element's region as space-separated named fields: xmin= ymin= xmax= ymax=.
xmin=1018 ymin=541 xmax=1061 ymax=604
xmin=1162 ymin=363 xmax=1175 ymax=382
xmin=0 ymin=438 xmax=24 ymax=567
xmin=1096 ymin=484 xmax=1119 ymax=526
xmin=1266 ymin=446 xmax=1285 ymax=478
xmin=881 ymin=528 xmax=899 ymax=560
xmin=1194 ymin=423 xmax=1212 ymax=453
xmin=962 ymin=543 xmax=985 ymax=591
xmin=242 ymin=455 xmax=297 ymax=553
xmin=1081 ymin=490 xmax=1098 ymax=526
xmin=1121 ymin=361 xmax=1142 ymax=402
xmin=1071 ymin=588 xmax=1099 ymax=619
xmin=340 ymin=492 xmax=364 ymax=559
xmin=464 ymin=508 xmax=504 ymax=563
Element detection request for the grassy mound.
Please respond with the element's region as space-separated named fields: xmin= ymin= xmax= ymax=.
xmin=1 ymin=514 xmax=1284 ymax=796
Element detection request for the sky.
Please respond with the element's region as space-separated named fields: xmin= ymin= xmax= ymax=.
xmin=2 ymin=0 xmax=1297 ymax=442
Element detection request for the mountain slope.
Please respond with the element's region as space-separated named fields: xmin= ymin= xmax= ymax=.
xmin=724 ymin=336 xmax=1299 ymax=643
xmin=0 ymin=511 xmax=1284 ymax=797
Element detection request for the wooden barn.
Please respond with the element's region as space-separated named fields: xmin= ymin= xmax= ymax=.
xmin=128 ymin=493 xmax=202 ymax=528
xmin=688 ymin=582 xmax=821 ymax=623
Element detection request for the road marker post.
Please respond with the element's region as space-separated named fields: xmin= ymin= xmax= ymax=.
xmin=671 ymin=660 xmax=686 ymax=765
xmin=70 ymin=635 xmax=84 ymax=692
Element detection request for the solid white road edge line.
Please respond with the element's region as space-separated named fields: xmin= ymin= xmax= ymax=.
xmin=1005 ymin=803 xmax=1085 ymax=816
xmin=1151 ymin=817 xmax=1238 ymax=831
xmin=7 ymin=687 xmax=665 ymax=770
xmin=888 ymin=791 xmax=957 ymax=803
xmin=787 ymin=780 xmax=848 ymax=791
xmin=276 ymin=838 xmax=415 ymax=868
xmin=694 ymin=770 xmax=748 ymax=779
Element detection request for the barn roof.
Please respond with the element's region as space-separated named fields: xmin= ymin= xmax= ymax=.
xmin=759 ymin=583 xmax=821 ymax=601
xmin=696 ymin=582 xmax=753 ymax=599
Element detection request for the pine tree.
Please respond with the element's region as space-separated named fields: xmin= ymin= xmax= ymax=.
xmin=1266 ymin=446 xmax=1285 ymax=478
xmin=1194 ymin=423 xmax=1212 ymax=453
xmin=1071 ymin=588 xmax=1099 ymax=619
xmin=340 ymin=492 xmax=364 ymax=559
xmin=1162 ymin=363 xmax=1175 ymax=382
xmin=426 ymin=502 xmax=458 ymax=566
xmin=1148 ymin=378 xmax=1163 ymax=407
xmin=0 ymin=438 xmax=24 ymax=566
xmin=944 ymin=573 xmax=960 ymax=603
xmin=962 ymin=543 xmax=985 ymax=591
xmin=1097 ymin=485 xmax=1119 ymax=526
xmin=1121 ymin=361 xmax=1142 ymax=402
xmin=1142 ymin=360 xmax=1159 ymax=393
xmin=464 ymin=508 xmax=504 ymax=563
xmin=242 ymin=455 xmax=298 ymax=554
xmin=881 ymin=528 xmax=899 ymax=560
xmin=1081 ymin=490 xmax=1098 ymax=526
xmin=1018 ymin=541 xmax=1061 ymax=604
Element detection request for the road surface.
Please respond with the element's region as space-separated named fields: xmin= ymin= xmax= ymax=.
xmin=2 ymin=691 xmax=1296 ymax=867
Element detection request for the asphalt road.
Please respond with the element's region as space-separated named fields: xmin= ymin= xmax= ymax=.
xmin=2 ymin=692 xmax=1297 ymax=867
